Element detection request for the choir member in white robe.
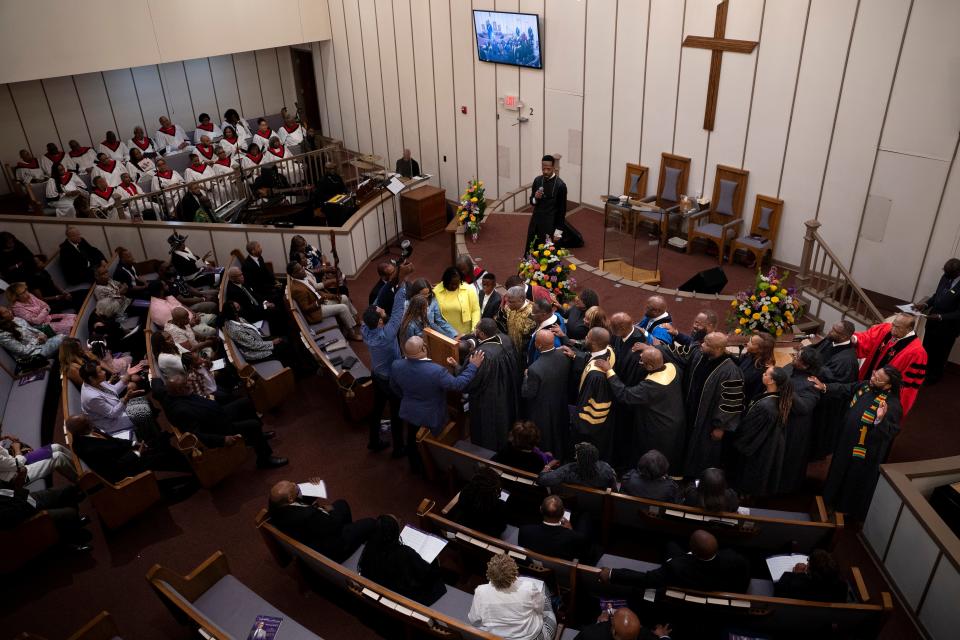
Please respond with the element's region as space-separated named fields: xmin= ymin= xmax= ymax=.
xmin=251 ymin=118 xmax=275 ymax=153
xmin=65 ymin=140 xmax=97 ymax=173
xmin=128 ymin=126 xmax=157 ymax=156
xmin=150 ymin=158 xmax=186 ymax=216
xmin=184 ymin=154 xmax=215 ymax=185
xmin=116 ymin=172 xmax=159 ymax=220
xmin=239 ymin=144 xmax=265 ymax=183
xmin=40 ymin=143 xmax=66 ymax=176
xmin=212 ymin=147 xmax=238 ymax=172
xmin=278 ymin=116 xmax=307 ymax=155
xmin=127 ymin=148 xmax=156 ymax=181
xmin=88 ymin=176 xmax=127 ymax=220
xmin=45 ymin=164 xmax=87 ymax=217
xmin=221 ymin=109 xmax=252 ymax=147
xmin=207 ymin=149 xmax=238 ymax=205
xmin=155 ymin=116 xmax=192 ymax=153
xmin=219 ymin=126 xmax=244 ymax=159
xmin=194 ymin=136 xmax=218 ymax=164
xmin=98 ymin=131 xmax=128 ymax=162
xmin=265 ymin=137 xmax=303 ymax=183
xmin=193 ymin=113 xmax=222 ymax=144
xmin=91 ymin=154 xmax=125 ymax=187
xmin=14 ymin=150 xmax=47 ymax=183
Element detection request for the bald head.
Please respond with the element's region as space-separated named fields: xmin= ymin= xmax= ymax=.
xmin=171 ymin=306 xmax=190 ymax=326
xmin=227 ymin=266 xmax=243 ymax=282
xmin=534 ymin=329 xmax=555 ymax=351
xmin=269 ymin=480 xmax=298 ymax=508
xmin=640 ymin=347 xmax=663 ymax=372
xmin=541 ymin=495 xmax=565 ymax=522
xmin=610 ymin=312 xmax=633 ymax=338
xmin=690 ymin=529 xmax=719 ymax=560
xmin=585 ymin=327 xmax=610 ymax=352
xmin=611 ymin=607 xmax=641 ymax=640
xmin=644 ymin=295 xmax=666 ymax=318
xmin=702 ymin=331 xmax=728 ymax=358
xmin=404 ymin=336 xmax=426 ymax=358
xmin=65 ymin=414 xmax=93 ymax=437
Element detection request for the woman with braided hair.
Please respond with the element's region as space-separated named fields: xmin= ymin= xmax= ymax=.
xmin=733 ymin=366 xmax=793 ymax=498
xmin=448 ymin=466 xmax=508 ymax=537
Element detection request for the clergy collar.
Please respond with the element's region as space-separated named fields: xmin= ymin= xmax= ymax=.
xmin=542 ymin=519 xmax=562 ymax=527
xmin=833 ymin=339 xmax=851 ymax=347
xmin=591 ymin=349 xmax=607 ymax=358
xmin=646 ymin=311 xmax=669 ymax=323
xmin=623 ymin=326 xmax=637 ymax=341
xmin=537 ymin=314 xmax=557 ymax=331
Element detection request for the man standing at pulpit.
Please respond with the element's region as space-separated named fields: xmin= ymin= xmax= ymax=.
xmin=525 ymin=155 xmax=583 ymax=252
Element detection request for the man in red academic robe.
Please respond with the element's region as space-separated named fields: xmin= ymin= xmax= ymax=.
xmin=852 ymin=313 xmax=927 ymax=416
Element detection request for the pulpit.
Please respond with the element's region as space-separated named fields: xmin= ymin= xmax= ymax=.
xmin=599 ymin=198 xmax=661 ymax=284
xmin=400 ymin=186 xmax=447 ymax=240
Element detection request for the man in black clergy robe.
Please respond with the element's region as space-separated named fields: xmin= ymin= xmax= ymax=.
xmin=916 ymin=258 xmax=960 ymax=385
xmin=595 ymin=347 xmax=686 ymax=475
xmin=811 ymin=320 xmax=859 ymax=459
xmin=522 ymin=329 xmax=572 ymax=456
xmin=608 ymin=312 xmax=649 ymax=470
xmin=525 ymin=155 xmax=583 ymax=252
xmin=811 ymin=366 xmax=903 ymax=521
xmin=568 ymin=327 xmax=617 ymax=462
xmin=465 ymin=319 xmax=520 ymax=451
xmin=666 ymin=332 xmax=743 ymax=478
xmin=778 ymin=347 xmax=822 ymax=493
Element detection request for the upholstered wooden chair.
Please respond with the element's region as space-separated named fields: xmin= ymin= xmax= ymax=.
xmin=623 ymin=163 xmax=648 ymax=199
xmin=638 ymin=153 xmax=690 ymax=243
xmin=729 ymin=194 xmax=784 ymax=267
xmin=687 ymin=164 xmax=749 ymax=263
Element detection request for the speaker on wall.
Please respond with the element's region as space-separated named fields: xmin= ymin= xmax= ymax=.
xmin=678 ymin=266 xmax=728 ymax=295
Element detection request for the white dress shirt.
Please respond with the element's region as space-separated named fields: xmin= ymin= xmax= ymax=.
xmin=80 ymin=379 xmax=134 ymax=434
xmin=467 ymin=577 xmax=548 ymax=640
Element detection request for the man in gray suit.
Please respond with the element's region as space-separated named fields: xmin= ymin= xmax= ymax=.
xmin=521 ymin=329 xmax=572 ymax=457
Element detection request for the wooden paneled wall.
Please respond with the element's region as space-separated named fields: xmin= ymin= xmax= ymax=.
xmin=0 ymin=47 xmax=298 ymax=192
xmin=316 ymin=0 xmax=960 ymax=304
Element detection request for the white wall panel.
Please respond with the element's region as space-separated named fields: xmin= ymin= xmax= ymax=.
xmin=232 ymin=52 xmax=265 ymax=119
xmin=915 ymin=151 xmax=960 ymax=300
xmin=102 ymin=69 xmax=144 ymax=139
xmin=255 ymin=50 xmax=284 ymax=116
xmin=209 ymin=56 xmax=241 ymax=120
xmin=544 ymin=90 xmax=583 ymax=203
xmin=183 ymin=59 xmax=219 ymax=124
xmin=639 ymin=0 xmax=684 ymax=177
xmin=495 ymin=0 xmax=521 ymax=195
xmin=741 ymin=0 xmax=807 ymax=222
xmin=8 ymin=81 xmax=58 ymax=156
xmin=327 ymin=0 xmax=358 ymax=150
xmin=343 ymin=0 xmax=373 ymax=155
xmin=581 ymin=0 xmax=618 ymax=206
xmin=131 ymin=66 xmax=169 ymax=132
xmin=703 ymin=0 xmax=763 ymax=175
xmin=375 ymin=2 xmax=404 ymax=167
xmin=393 ymin=0 xmax=421 ymax=164
xmin=275 ymin=47 xmax=299 ymax=114
xmin=473 ymin=0 xmax=499 ymax=199
xmin=359 ymin=0 xmax=390 ymax=170
xmin=104 ymin=226 xmax=146 ymax=263
xmin=431 ymin=0 xmax=459 ymax=193
xmin=301 ymin=0 xmax=333 ymax=42
xmin=880 ymin=0 xmax=960 ymax=162
xmin=517 ymin=1 xmax=545 ymax=191
xmin=158 ymin=63 xmax=195 ymax=127
xmin=210 ymin=230 xmax=249 ymax=269
xmin=316 ymin=41 xmax=341 ymax=140
xmin=776 ymin=0 xmax=858 ymax=266
xmin=608 ymin=0 xmax=649 ymax=195
xmin=817 ymin=0 xmax=911 ymax=267
xmin=73 ymin=73 xmax=118 ymax=147
xmin=42 ymin=77 xmax=89 ymax=150
xmin=451 ymin=0 xmax=479 ymax=187
xmin=410 ymin=0 xmax=439 ymax=188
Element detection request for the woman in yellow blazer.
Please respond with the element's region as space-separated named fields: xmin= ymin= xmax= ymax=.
xmin=432 ymin=267 xmax=480 ymax=336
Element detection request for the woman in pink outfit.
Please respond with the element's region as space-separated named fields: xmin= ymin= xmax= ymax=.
xmin=6 ymin=281 xmax=76 ymax=335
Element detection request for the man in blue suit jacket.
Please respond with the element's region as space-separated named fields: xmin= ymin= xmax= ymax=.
xmin=391 ymin=336 xmax=484 ymax=470
xmin=527 ymin=298 xmax=566 ymax=365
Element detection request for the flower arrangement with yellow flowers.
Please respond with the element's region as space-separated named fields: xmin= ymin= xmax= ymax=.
xmin=456 ymin=179 xmax=487 ymax=237
xmin=518 ymin=237 xmax=577 ymax=302
xmin=729 ymin=266 xmax=802 ymax=337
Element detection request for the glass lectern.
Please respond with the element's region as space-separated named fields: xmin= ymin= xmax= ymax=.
xmin=600 ymin=199 xmax=662 ymax=285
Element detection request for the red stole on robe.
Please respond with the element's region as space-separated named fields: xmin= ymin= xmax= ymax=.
xmin=283 ymin=123 xmax=300 ymax=134
xmin=158 ymin=125 xmax=177 ymax=136
xmin=93 ymin=186 xmax=114 ymax=200
xmin=257 ymin=128 xmax=273 ymax=139
xmin=245 ymin=152 xmax=263 ymax=164
xmin=196 ymin=144 xmax=215 ymax=160
xmin=215 ymin=158 xmax=232 ymax=168
xmin=59 ymin=171 xmax=75 ymax=185
xmin=132 ymin=137 xmax=151 ymax=151
xmin=223 ymin=135 xmax=238 ymax=146
xmin=267 ymin=146 xmax=285 ymax=159
xmin=98 ymin=160 xmax=117 ymax=173
xmin=102 ymin=140 xmax=121 ymax=151
xmin=189 ymin=163 xmax=207 ymax=175
xmin=17 ymin=159 xmax=39 ymax=169
xmin=45 ymin=151 xmax=65 ymax=164
xmin=196 ymin=122 xmax=214 ymax=132
xmin=68 ymin=147 xmax=91 ymax=157
xmin=120 ymin=183 xmax=138 ymax=196
xmin=156 ymin=169 xmax=174 ymax=180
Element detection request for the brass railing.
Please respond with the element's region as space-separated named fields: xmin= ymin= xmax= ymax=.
xmin=795 ymin=220 xmax=884 ymax=325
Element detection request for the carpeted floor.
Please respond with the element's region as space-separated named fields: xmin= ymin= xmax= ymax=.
xmin=6 ymin=208 xmax=955 ymax=639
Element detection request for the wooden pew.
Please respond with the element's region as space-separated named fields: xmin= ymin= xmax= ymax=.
xmin=66 ymin=611 xmax=122 ymax=640
xmin=0 ymin=511 xmax=59 ymax=575
xmin=419 ymin=432 xmax=842 ymax=553
xmin=146 ymin=550 xmax=324 ymax=640
xmin=254 ymin=509 xmax=504 ymax=640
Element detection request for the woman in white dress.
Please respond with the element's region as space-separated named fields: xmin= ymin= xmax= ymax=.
xmin=44 ymin=163 xmax=87 ymax=217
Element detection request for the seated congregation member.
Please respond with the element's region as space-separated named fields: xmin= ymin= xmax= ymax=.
xmin=240 ymin=143 xmax=265 ymax=180
xmin=183 ymin=153 xmax=213 ymax=184
xmin=150 ymin=157 xmax=186 ymax=215
xmin=601 ymin=529 xmax=750 ymax=594
xmin=194 ymin=135 xmax=217 ymax=165
xmin=79 ymin=361 xmax=155 ymax=437
xmin=88 ymin=299 xmax=145 ymax=361
xmin=116 ymin=172 xmax=158 ymax=219
xmin=0 ymin=432 xmax=76 ymax=485
xmin=65 ymin=415 xmax=189 ymax=484
xmin=478 ymin=272 xmax=501 ymax=320
xmin=155 ymin=375 xmax=287 ymax=468
xmin=519 ymin=495 xmax=600 ymax=565
xmin=732 ymin=366 xmax=792 ymax=498
xmin=358 ymin=514 xmax=447 ymax=605
xmin=65 ymin=139 xmax=97 ymax=173
xmin=128 ymin=126 xmax=157 ymax=157
xmin=448 ymin=467 xmax=508 ymax=537
xmin=193 ymin=112 xmax=222 ymax=144
xmin=492 ymin=421 xmax=550 ymax=474
xmin=251 ymin=118 xmax=275 ymax=152
xmin=165 ymin=307 xmax=218 ymax=354
xmin=278 ymin=113 xmax=308 ymax=154
xmin=538 ymin=442 xmax=617 ymax=491
xmin=59 ymin=227 xmax=106 ymax=286
xmin=91 ymin=153 xmax=123 ymax=188
xmin=468 ymin=553 xmax=557 ymax=640
xmin=683 ymin=467 xmax=739 ymax=513
xmin=522 ymin=330 xmax=572 ymax=457
xmin=242 ymin=241 xmax=281 ymax=301
xmin=212 ymin=147 xmax=237 ymax=174
xmin=225 ymin=266 xmax=287 ymax=334
xmin=92 ymin=264 xmax=132 ymax=321
xmin=168 ymin=232 xmax=218 ymax=288
xmin=268 ymin=480 xmax=375 ymax=561
xmin=151 ymin=331 xmax=186 ymax=379
xmin=405 ymin=277 xmax=458 ymax=338
xmin=737 ymin=332 xmax=776 ymax=406
xmin=159 ymin=265 xmax=219 ymax=314
xmin=60 ymin=337 xmax=135 ymax=386
xmin=574 ymin=607 xmax=671 ymax=640
xmin=176 ymin=182 xmax=216 ymax=223
xmin=264 ymin=136 xmax=302 ymax=182
xmin=112 ymin=247 xmax=149 ymax=299
xmin=773 ymin=549 xmax=848 ymax=603
xmin=40 ymin=142 xmax=65 ymax=176
xmin=88 ymin=176 xmax=126 ymax=219
xmin=287 ymin=260 xmax=361 ymax=340
xmin=219 ymin=125 xmax=243 ymax=158
xmin=155 ymin=116 xmax=191 ymax=153
xmin=222 ymin=109 xmax=253 ymax=146
xmin=222 ymin=301 xmax=294 ymax=367
xmin=147 ymin=282 xmax=217 ymax=341
xmin=45 ymin=163 xmax=88 ymax=217
xmin=621 ymin=450 xmax=681 ymax=504
xmin=0 ymin=467 xmax=92 ymax=553
xmin=14 ymin=149 xmax=46 ymax=184
xmin=0 ymin=306 xmax=63 ymax=363
xmin=98 ymin=131 xmax=128 ymax=162
xmin=6 ymin=282 xmax=75 ymax=335
xmin=432 ymin=266 xmax=480 ymax=336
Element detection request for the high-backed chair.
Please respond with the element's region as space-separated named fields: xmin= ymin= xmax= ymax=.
xmin=687 ymin=164 xmax=750 ymax=262
xmin=729 ymin=194 xmax=784 ymax=267
xmin=623 ymin=163 xmax=648 ymax=199
xmin=639 ymin=153 xmax=691 ymax=243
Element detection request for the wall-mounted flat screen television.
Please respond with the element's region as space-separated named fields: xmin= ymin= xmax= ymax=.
xmin=473 ymin=10 xmax=542 ymax=69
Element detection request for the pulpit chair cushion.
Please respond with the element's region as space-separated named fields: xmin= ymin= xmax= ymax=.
xmin=730 ymin=195 xmax=783 ymax=266
xmin=758 ymin=205 xmax=774 ymax=230
xmin=662 ymin=167 xmax=682 ymax=203
xmin=716 ymin=179 xmax=739 ymax=216
xmin=628 ymin=173 xmax=642 ymax=194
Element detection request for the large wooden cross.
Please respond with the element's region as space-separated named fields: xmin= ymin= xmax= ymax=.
xmin=682 ymin=0 xmax=759 ymax=131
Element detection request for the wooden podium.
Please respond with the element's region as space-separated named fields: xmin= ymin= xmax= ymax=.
xmin=400 ymin=186 xmax=447 ymax=240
